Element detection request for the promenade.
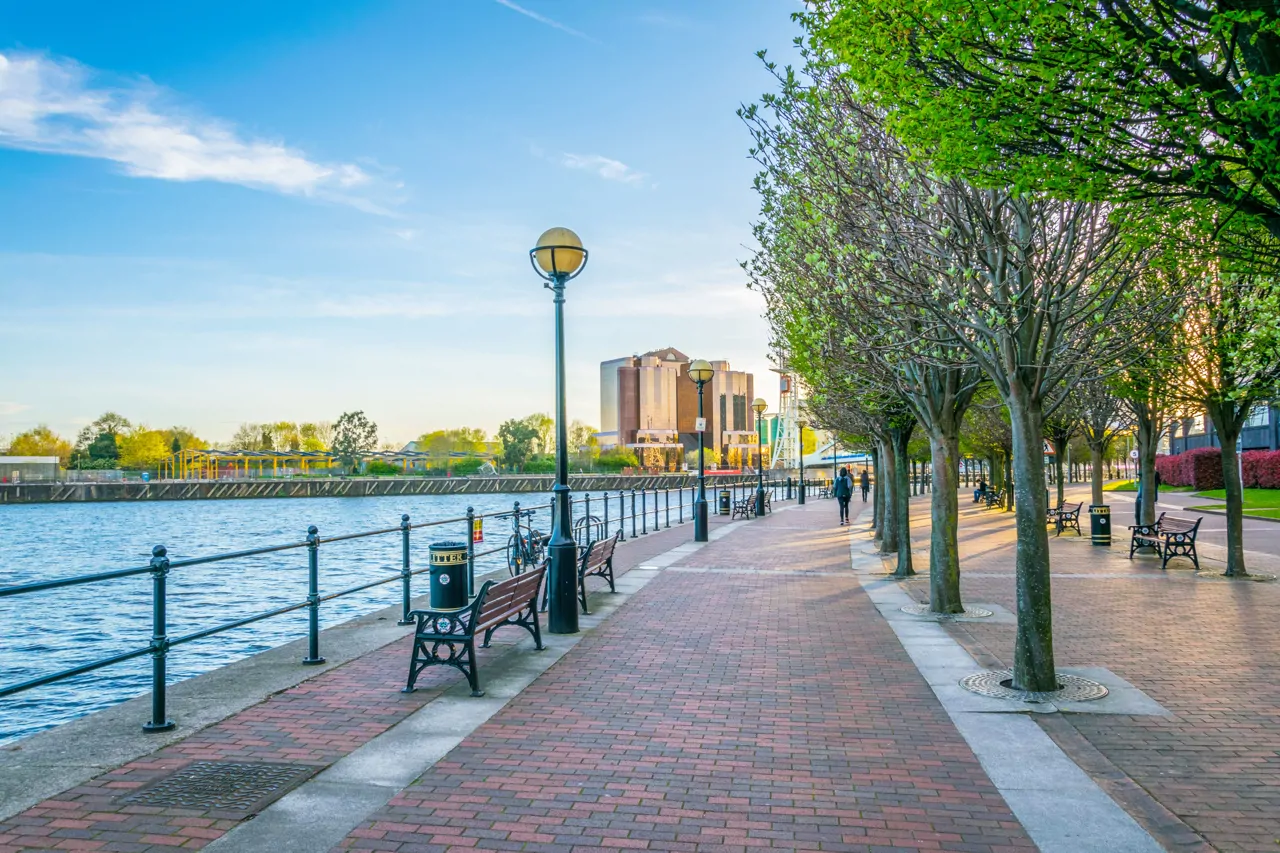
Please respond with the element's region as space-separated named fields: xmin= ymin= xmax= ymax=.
xmin=1 ymin=491 xmax=1277 ymax=852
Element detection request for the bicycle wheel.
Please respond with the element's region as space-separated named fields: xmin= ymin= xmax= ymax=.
xmin=506 ymin=532 xmax=524 ymax=576
xmin=528 ymin=529 xmax=546 ymax=565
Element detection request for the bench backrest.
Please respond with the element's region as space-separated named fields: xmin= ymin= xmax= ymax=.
xmin=1064 ymin=502 xmax=1082 ymax=514
xmin=1158 ymin=516 xmax=1202 ymax=535
xmin=476 ymin=564 xmax=545 ymax=630
xmin=583 ymin=532 xmax=619 ymax=573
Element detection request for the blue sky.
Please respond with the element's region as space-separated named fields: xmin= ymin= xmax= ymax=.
xmin=0 ymin=1 xmax=799 ymax=445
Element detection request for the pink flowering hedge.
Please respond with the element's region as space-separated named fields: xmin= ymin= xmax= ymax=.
xmin=1156 ymin=448 xmax=1280 ymax=490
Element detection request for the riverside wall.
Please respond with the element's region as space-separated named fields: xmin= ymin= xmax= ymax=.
xmin=0 ymin=474 xmax=767 ymax=505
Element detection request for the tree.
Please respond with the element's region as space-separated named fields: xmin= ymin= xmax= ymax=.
xmin=231 ymin=423 xmax=266 ymax=450
xmin=497 ymin=419 xmax=539 ymax=469
xmin=163 ymin=427 xmax=205 ymax=454
xmin=1076 ymin=379 xmax=1132 ymax=507
xmin=118 ymin=428 xmax=171 ymax=470
xmin=300 ymin=422 xmax=330 ymax=452
xmin=814 ymin=2 xmax=1280 ymax=246
xmin=332 ymin=411 xmax=378 ymax=470
xmin=171 ymin=436 xmax=181 ymax=455
xmin=7 ymin=425 xmax=72 ymax=465
xmin=523 ymin=413 xmax=554 ymax=455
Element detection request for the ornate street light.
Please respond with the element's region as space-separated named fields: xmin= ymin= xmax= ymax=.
xmin=752 ymin=398 xmax=768 ymax=516
xmin=529 ymin=226 xmax=588 ymax=635
xmin=688 ymin=359 xmax=714 ymax=542
xmin=797 ymin=420 xmax=807 ymax=505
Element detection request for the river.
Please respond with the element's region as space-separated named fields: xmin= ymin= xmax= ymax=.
xmin=0 ymin=491 xmax=570 ymax=745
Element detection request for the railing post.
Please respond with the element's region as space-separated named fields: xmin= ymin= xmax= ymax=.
xmin=641 ymin=488 xmax=648 ymax=534
xmin=398 ymin=514 xmax=412 ymax=625
xmin=665 ymin=488 xmax=670 ymax=528
xmin=584 ymin=492 xmax=592 ymax=542
xmin=303 ymin=525 xmax=325 ymax=665
xmin=603 ymin=491 xmax=610 ymax=540
xmin=679 ymin=484 xmax=684 ymax=524
xmin=143 ymin=545 xmax=175 ymax=733
xmin=619 ymin=491 xmax=626 ymax=541
xmin=466 ymin=506 xmax=476 ymax=598
xmin=631 ymin=489 xmax=637 ymax=538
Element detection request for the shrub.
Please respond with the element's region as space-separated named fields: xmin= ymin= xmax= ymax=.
xmin=365 ymin=460 xmax=402 ymax=476
xmin=522 ymin=455 xmax=557 ymax=474
xmin=1154 ymin=453 xmax=1182 ymax=486
xmin=1242 ymin=450 xmax=1280 ymax=489
xmin=1156 ymin=448 xmax=1224 ymax=490
xmin=595 ymin=449 xmax=640 ymax=472
xmin=446 ymin=457 xmax=486 ymax=476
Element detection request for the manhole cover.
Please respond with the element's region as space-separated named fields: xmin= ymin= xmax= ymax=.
xmin=959 ymin=669 xmax=1109 ymax=704
xmin=901 ymin=603 xmax=993 ymax=618
xmin=120 ymin=761 xmax=318 ymax=814
xmin=1195 ymin=571 xmax=1278 ymax=582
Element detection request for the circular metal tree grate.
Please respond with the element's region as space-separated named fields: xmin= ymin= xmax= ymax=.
xmin=1195 ymin=571 xmax=1277 ymax=582
xmin=901 ymin=603 xmax=993 ymax=618
xmin=959 ymin=669 xmax=1109 ymax=704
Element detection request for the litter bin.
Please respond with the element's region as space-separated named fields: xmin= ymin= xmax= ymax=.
xmin=1089 ymin=505 xmax=1111 ymax=547
xmin=429 ymin=540 xmax=468 ymax=608
xmin=719 ymin=489 xmax=731 ymax=515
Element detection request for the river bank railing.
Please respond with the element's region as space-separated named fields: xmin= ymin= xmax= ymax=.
xmin=0 ymin=478 xmax=816 ymax=733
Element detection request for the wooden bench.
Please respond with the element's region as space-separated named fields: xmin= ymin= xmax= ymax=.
xmin=1048 ymin=501 xmax=1083 ymax=536
xmin=577 ymin=531 xmax=620 ymax=614
xmin=981 ymin=489 xmax=1004 ymax=509
xmin=731 ymin=497 xmax=755 ymax=520
xmin=403 ymin=563 xmax=545 ymax=697
xmin=1128 ymin=513 xmax=1203 ymax=570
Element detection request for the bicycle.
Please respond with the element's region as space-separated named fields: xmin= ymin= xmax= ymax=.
xmin=506 ymin=510 xmax=547 ymax=577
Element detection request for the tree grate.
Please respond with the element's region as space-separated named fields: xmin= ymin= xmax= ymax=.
xmin=119 ymin=760 xmax=319 ymax=814
xmin=1195 ymin=571 xmax=1277 ymax=582
xmin=960 ymin=669 xmax=1108 ymax=704
xmin=901 ymin=603 xmax=993 ymax=619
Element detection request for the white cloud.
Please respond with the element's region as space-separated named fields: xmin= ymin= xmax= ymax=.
xmin=0 ymin=402 xmax=31 ymax=417
xmin=560 ymin=153 xmax=645 ymax=185
xmin=493 ymin=0 xmax=598 ymax=42
xmin=0 ymin=52 xmax=384 ymax=210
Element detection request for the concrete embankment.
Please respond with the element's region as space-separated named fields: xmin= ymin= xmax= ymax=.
xmin=0 ymin=474 xmax=761 ymax=504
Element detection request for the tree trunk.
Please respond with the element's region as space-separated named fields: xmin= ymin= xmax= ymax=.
xmin=879 ymin=439 xmax=898 ymax=553
xmin=1208 ymin=405 xmax=1248 ymax=577
xmin=891 ymin=426 xmax=914 ymax=577
xmin=1003 ymin=453 xmax=1014 ymax=511
xmin=1052 ymin=437 xmax=1067 ymax=507
xmin=1089 ymin=445 xmax=1105 ymax=507
xmin=928 ymin=430 xmax=963 ymax=613
xmin=1008 ymin=398 xmax=1057 ymax=692
xmin=871 ymin=445 xmax=882 ymax=535
xmin=1134 ymin=409 xmax=1160 ymax=527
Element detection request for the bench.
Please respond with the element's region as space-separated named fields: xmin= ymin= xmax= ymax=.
xmin=1128 ymin=513 xmax=1202 ymax=570
xmin=1048 ymin=501 xmax=1083 ymax=536
xmin=981 ymin=489 xmax=1004 ymax=509
xmin=731 ymin=497 xmax=755 ymax=520
xmin=403 ymin=563 xmax=545 ymax=697
xmin=577 ymin=531 xmax=620 ymax=614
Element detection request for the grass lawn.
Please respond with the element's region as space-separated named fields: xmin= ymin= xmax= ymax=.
xmin=1188 ymin=488 xmax=1280 ymax=519
xmin=1104 ymin=479 xmax=1194 ymax=493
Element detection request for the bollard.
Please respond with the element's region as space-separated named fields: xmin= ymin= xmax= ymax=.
xmin=143 ymin=545 xmax=175 ymax=732
xmin=398 ymin=514 xmax=413 ymax=625
xmin=303 ymin=525 xmax=325 ymax=665
xmin=465 ymin=506 xmax=476 ymax=598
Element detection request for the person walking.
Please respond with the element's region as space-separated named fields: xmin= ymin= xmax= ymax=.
xmin=834 ymin=467 xmax=854 ymax=525
xmin=859 ymin=469 xmax=870 ymax=502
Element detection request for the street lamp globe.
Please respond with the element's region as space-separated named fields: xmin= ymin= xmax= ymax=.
xmin=688 ymin=359 xmax=714 ymax=384
xmin=752 ymin=398 xmax=768 ymax=415
xmin=532 ymin=227 xmax=586 ymax=279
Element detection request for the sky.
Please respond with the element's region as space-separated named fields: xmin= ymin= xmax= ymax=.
xmin=0 ymin=0 xmax=802 ymax=446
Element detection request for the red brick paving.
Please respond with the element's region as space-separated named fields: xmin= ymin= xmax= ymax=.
xmin=0 ymin=516 xmax=704 ymax=853
xmin=903 ymin=488 xmax=1280 ymax=853
xmin=333 ymin=503 xmax=1035 ymax=853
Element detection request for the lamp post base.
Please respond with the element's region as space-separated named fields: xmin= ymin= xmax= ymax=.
xmin=755 ymin=486 xmax=766 ymax=516
xmin=693 ymin=498 xmax=709 ymax=542
xmin=547 ymin=537 xmax=579 ymax=634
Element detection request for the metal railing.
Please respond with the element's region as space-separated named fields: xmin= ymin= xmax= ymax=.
xmin=0 ymin=478 xmax=798 ymax=732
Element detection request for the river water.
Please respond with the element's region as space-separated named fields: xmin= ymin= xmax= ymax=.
xmin=0 ymin=492 xmax=569 ymax=745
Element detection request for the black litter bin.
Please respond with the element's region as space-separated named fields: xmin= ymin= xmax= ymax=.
xmin=719 ymin=489 xmax=731 ymax=515
xmin=429 ymin=540 xmax=468 ymax=608
xmin=1089 ymin=505 xmax=1111 ymax=547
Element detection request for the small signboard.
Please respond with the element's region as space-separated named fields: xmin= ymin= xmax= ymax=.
xmin=1130 ymin=450 xmax=1139 ymax=459
xmin=472 ymin=517 xmax=483 ymax=543
xmin=695 ymin=417 xmax=707 ymax=432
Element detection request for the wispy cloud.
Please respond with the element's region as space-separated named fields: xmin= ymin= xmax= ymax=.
xmin=0 ymin=52 xmax=388 ymax=211
xmin=0 ymin=402 xmax=31 ymax=417
xmin=561 ymin=153 xmax=645 ymax=185
xmin=493 ymin=0 xmax=598 ymax=42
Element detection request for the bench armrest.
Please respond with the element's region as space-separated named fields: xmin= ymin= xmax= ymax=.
xmin=1128 ymin=524 xmax=1157 ymax=534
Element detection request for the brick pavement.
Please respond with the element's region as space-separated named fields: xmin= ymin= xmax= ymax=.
xmin=902 ymin=487 xmax=1280 ymax=853
xmin=333 ymin=502 xmax=1036 ymax=853
xmin=0 ymin=513 xmax=710 ymax=853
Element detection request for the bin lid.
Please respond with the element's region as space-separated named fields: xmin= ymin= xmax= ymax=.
xmin=429 ymin=540 xmax=468 ymax=550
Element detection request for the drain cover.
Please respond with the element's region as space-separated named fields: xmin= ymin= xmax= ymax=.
xmin=959 ymin=669 xmax=1109 ymax=704
xmin=1195 ymin=571 xmax=1278 ymax=582
xmin=901 ymin=603 xmax=993 ymax=618
xmin=120 ymin=761 xmax=318 ymax=814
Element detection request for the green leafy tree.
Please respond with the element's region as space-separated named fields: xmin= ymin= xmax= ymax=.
xmin=523 ymin=413 xmax=554 ymax=455
xmin=7 ymin=425 xmax=73 ymax=465
xmin=332 ymin=411 xmax=378 ymax=471
xmin=497 ymin=419 xmax=539 ymax=469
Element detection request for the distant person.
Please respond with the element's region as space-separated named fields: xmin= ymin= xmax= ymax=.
xmin=859 ymin=470 xmax=870 ymax=502
xmin=1154 ymin=469 xmax=1162 ymax=501
xmin=974 ymin=479 xmax=988 ymax=503
xmin=834 ymin=467 xmax=853 ymax=525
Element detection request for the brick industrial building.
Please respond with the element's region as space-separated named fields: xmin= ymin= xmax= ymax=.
xmin=597 ymin=348 xmax=759 ymax=467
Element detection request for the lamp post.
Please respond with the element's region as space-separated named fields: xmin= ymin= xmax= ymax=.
xmin=797 ymin=421 xmax=807 ymax=505
xmin=689 ymin=359 xmax=714 ymax=542
xmin=753 ymin=398 xmax=768 ymax=515
xmin=529 ymin=226 xmax=588 ymax=635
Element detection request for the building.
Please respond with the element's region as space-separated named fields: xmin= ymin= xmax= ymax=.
xmin=598 ymin=349 xmax=759 ymax=468
xmin=1168 ymin=403 xmax=1279 ymax=455
xmin=0 ymin=456 xmax=60 ymax=483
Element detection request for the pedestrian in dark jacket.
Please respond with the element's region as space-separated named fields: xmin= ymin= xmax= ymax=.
xmin=859 ymin=470 xmax=870 ymax=502
xmin=834 ymin=467 xmax=853 ymax=525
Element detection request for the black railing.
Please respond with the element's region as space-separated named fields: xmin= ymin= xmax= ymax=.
xmin=1 ymin=479 xmax=788 ymax=732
